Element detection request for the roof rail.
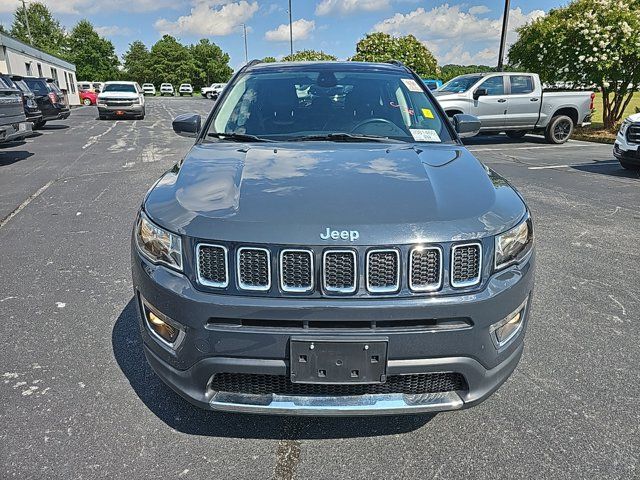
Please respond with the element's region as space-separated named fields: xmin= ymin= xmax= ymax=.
xmin=385 ymin=60 xmax=410 ymax=71
xmin=245 ymin=59 xmax=262 ymax=68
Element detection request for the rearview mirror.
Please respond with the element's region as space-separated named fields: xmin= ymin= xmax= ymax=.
xmin=453 ymin=114 xmax=481 ymax=139
xmin=473 ymin=88 xmax=487 ymax=100
xmin=173 ymin=113 xmax=201 ymax=138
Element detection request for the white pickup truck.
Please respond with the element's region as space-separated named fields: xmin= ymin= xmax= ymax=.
xmin=432 ymin=72 xmax=595 ymax=144
xmin=201 ymin=83 xmax=227 ymax=100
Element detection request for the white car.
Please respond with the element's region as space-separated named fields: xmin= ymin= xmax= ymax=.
xmin=142 ymin=83 xmax=156 ymax=96
xmin=160 ymin=83 xmax=174 ymax=96
xmin=201 ymin=83 xmax=227 ymax=99
xmin=179 ymin=83 xmax=193 ymax=96
xmin=97 ymin=81 xmax=145 ymax=120
xmin=613 ymin=112 xmax=640 ymax=170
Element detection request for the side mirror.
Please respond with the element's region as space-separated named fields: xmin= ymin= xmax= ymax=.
xmin=173 ymin=113 xmax=201 ymax=138
xmin=453 ymin=114 xmax=481 ymax=138
xmin=473 ymin=88 xmax=487 ymax=100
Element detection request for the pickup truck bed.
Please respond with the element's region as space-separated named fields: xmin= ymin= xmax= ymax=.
xmin=0 ymin=80 xmax=29 ymax=143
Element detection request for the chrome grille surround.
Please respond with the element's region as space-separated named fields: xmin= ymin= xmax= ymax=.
xmin=196 ymin=243 xmax=229 ymax=288
xmin=627 ymin=124 xmax=640 ymax=144
xmin=279 ymin=249 xmax=314 ymax=293
xmin=366 ymin=249 xmax=400 ymax=293
xmin=237 ymin=247 xmax=271 ymax=291
xmin=451 ymin=242 xmax=482 ymax=288
xmin=323 ymin=250 xmax=357 ymax=294
xmin=409 ymin=246 xmax=443 ymax=292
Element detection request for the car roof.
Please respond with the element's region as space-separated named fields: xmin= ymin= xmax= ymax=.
xmin=244 ymin=61 xmax=410 ymax=74
xmin=103 ymin=81 xmax=137 ymax=85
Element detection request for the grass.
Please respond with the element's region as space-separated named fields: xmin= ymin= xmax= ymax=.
xmin=574 ymin=91 xmax=640 ymax=143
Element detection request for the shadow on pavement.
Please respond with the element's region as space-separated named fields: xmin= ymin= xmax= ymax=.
xmin=113 ymin=298 xmax=435 ymax=439
xmin=462 ymin=133 xmax=549 ymax=146
xmin=38 ymin=124 xmax=70 ymax=130
xmin=571 ymin=162 xmax=640 ymax=179
xmin=0 ymin=149 xmax=34 ymax=166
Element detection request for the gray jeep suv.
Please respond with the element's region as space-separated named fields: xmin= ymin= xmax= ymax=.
xmin=131 ymin=61 xmax=535 ymax=415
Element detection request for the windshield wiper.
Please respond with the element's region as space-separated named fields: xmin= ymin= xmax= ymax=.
xmin=288 ymin=133 xmax=402 ymax=143
xmin=207 ymin=132 xmax=273 ymax=142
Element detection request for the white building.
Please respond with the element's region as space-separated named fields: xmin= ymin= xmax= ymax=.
xmin=0 ymin=32 xmax=80 ymax=106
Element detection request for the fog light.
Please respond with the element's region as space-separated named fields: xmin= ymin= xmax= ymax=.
xmin=490 ymin=298 xmax=528 ymax=348
xmin=141 ymin=298 xmax=182 ymax=347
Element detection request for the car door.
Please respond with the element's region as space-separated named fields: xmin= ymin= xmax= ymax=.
xmin=504 ymin=75 xmax=539 ymax=128
xmin=471 ymin=75 xmax=507 ymax=129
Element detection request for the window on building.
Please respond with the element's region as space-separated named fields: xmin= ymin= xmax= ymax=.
xmin=69 ymin=73 xmax=76 ymax=94
xmin=64 ymin=71 xmax=69 ymax=90
xmin=51 ymin=67 xmax=59 ymax=84
xmin=37 ymin=63 xmax=42 ymax=77
xmin=25 ymin=62 xmax=32 ymax=76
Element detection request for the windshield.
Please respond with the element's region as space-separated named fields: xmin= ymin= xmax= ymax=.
xmin=103 ymin=84 xmax=137 ymax=93
xmin=209 ymin=68 xmax=454 ymax=143
xmin=439 ymin=75 xmax=482 ymax=93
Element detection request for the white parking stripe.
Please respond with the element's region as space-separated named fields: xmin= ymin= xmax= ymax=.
xmin=528 ymin=160 xmax=619 ymax=170
xmin=468 ymin=143 xmax=607 ymax=152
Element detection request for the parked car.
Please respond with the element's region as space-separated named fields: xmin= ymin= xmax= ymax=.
xmin=179 ymin=83 xmax=193 ymax=96
xmin=79 ymin=90 xmax=98 ymax=106
xmin=433 ymin=72 xmax=595 ymax=144
xmin=0 ymin=75 xmax=30 ymax=142
xmin=77 ymin=81 xmax=93 ymax=92
xmin=142 ymin=84 xmax=156 ymax=96
xmin=201 ymin=83 xmax=226 ymax=99
xmin=160 ymin=83 xmax=174 ymax=96
xmin=23 ymin=77 xmax=70 ymax=129
xmin=132 ymin=60 xmax=535 ymax=416
xmin=4 ymin=74 xmax=42 ymax=127
xmin=97 ymin=81 xmax=145 ymax=120
xmin=613 ymin=113 xmax=640 ymax=170
xmin=421 ymin=78 xmax=442 ymax=90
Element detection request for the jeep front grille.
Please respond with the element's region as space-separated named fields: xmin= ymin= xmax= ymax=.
xmin=366 ymin=249 xmax=399 ymax=292
xmin=451 ymin=243 xmax=482 ymax=288
xmin=627 ymin=124 xmax=640 ymax=144
xmin=323 ymin=250 xmax=357 ymax=293
xmin=197 ymin=244 xmax=228 ymax=287
xmin=409 ymin=247 xmax=442 ymax=291
xmin=237 ymin=247 xmax=271 ymax=291
xmin=280 ymin=249 xmax=313 ymax=292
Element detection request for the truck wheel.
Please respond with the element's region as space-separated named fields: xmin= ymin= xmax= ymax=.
xmin=620 ymin=160 xmax=640 ymax=171
xmin=506 ymin=130 xmax=527 ymax=139
xmin=33 ymin=121 xmax=46 ymax=129
xmin=545 ymin=115 xmax=574 ymax=144
xmin=207 ymin=92 xmax=213 ymax=99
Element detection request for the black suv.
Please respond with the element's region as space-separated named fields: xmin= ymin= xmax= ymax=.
xmin=1 ymin=75 xmax=43 ymax=126
xmin=23 ymin=77 xmax=70 ymax=128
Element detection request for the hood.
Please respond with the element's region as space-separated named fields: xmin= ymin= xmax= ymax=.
xmin=98 ymin=91 xmax=139 ymax=99
xmin=144 ymin=142 xmax=526 ymax=245
xmin=626 ymin=113 xmax=640 ymax=123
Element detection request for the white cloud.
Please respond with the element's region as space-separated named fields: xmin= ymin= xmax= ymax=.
xmin=468 ymin=5 xmax=490 ymax=15
xmin=265 ymin=19 xmax=315 ymax=42
xmin=374 ymin=4 xmax=544 ymax=65
xmin=95 ymin=25 xmax=132 ymax=37
xmin=155 ymin=1 xmax=259 ymax=36
xmin=315 ymin=0 xmax=390 ymax=16
xmin=0 ymin=0 xmax=174 ymax=14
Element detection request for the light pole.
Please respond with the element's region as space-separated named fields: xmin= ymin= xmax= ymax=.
xmin=288 ymin=0 xmax=293 ymax=56
xmin=497 ymin=0 xmax=510 ymax=71
xmin=241 ymin=23 xmax=248 ymax=64
xmin=20 ymin=0 xmax=33 ymax=45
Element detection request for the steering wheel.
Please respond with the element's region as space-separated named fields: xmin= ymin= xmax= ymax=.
xmin=350 ymin=118 xmax=404 ymax=135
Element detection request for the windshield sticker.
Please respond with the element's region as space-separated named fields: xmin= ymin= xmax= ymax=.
xmin=421 ymin=108 xmax=434 ymax=119
xmin=401 ymin=78 xmax=423 ymax=92
xmin=410 ymin=129 xmax=441 ymax=143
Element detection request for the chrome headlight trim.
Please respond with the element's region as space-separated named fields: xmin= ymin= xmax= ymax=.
xmin=135 ymin=210 xmax=183 ymax=271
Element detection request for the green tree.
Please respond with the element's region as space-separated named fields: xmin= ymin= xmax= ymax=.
xmin=261 ymin=56 xmax=277 ymax=63
xmin=123 ymin=41 xmax=152 ymax=84
xmin=189 ymin=39 xmax=233 ymax=89
xmin=351 ymin=32 xmax=439 ymax=77
xmin=66 ymin=20 xmax=119 ymax=82
xmin=148 ymin=35 xmax=199 ymax=87
xmin=282 ymin=50 xmax=337 ymax=61
xmin=440 ymin=64 xmax=495 ymax=82
xmin=10 ymin=2 xmax=66 ymax=57
xmin=509 ymin=0 xmax=640 ymax=129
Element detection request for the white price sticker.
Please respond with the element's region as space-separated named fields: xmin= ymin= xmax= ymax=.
xmin=401 ymin=78 xmax=423 ymax=92
xmin=410 ymin=129 xmax=441 ymax=143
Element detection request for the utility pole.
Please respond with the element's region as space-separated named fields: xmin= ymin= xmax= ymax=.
xmin=288 ymin=0 xmax=293 ymax=56
xmin=497 ymin=0 xmax=510 ymax=71
xmin=241 ymin=23 xmax=248 ymax=63
xmin=21 ymin=0 xmax=33 ymax=45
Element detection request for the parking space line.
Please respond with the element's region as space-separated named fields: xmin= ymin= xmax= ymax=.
xmin=468 ymin=143 xmax=607 ymax=152
xmin=0 ymin=181 xmax=53 ymax=229
xmin=528 ymin=160 xmax=619 ymax=170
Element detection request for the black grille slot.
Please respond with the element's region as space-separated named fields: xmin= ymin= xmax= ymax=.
xmin=197 ymin=245 xmax=228 ymax=287
xmin=628 ymin=124 xmax=640 ymax=144
xmin=367 ymin=250 xmax=399 ymax=292
xmin=323 ymin=251 xmax=357 ymax=293
xmin=451 ymin=244 xmax=481 ymax=287
xmin=281 ymin=250 xmax=313 ymax=292
xmin=211 ymin=372 xmax=467 ymax=396
xmin=409 ymin=247 xmax=441 ymax=291
xmin=238 ymin=248 xmax=270 ymax=290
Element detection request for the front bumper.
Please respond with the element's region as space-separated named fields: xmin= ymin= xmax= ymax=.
xmin=614 ymin=134 xmax=640 ymax=165
xmin=0 ymin=122 xmax=32 ymax=142
xmin=132 ymin=247 xmax=535 ymax=415
xmin=98 ymin=105 xmax=143 ymax=117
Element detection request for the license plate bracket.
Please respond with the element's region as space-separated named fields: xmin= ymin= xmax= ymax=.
xmin=290 ymin=337 xmax=388 ymax=384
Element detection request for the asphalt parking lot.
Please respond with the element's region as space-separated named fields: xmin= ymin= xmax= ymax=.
xmin=1 ymin=97 xmax=638 ymax=479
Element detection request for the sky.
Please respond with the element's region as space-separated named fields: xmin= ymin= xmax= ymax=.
xmin=0 ymin=0 xmax=563 ymax=69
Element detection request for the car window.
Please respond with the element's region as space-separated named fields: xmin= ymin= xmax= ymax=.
xmin=439 ymin=75 xmax=482 ymax=93
xmin=0 ymin=77 xmax=13 ymax=88
xmin=25 ymin=79 xmax=48 ymax=95
xmin=102 ymin=84 xmax=137 ymax=93
xmin=210 ymin=69 xmax=454 ymax=144
xmin=14 ymin=79 xmax=30 ymax=93
xmin=509 ymin=75 xmax=534 ymax=94
xmin=479 ymin=76 xmax=505 ymax=96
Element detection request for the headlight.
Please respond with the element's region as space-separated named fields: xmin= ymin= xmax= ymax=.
xmin=619 ymin=120 xmax=631 ymax=136
xmin=135 ymin=211 xmax=183 ymax=271
xmin=494 ymin=214 xmax=533 ymax=270
xmin=132 ymin=98 xmax=140 ymax=104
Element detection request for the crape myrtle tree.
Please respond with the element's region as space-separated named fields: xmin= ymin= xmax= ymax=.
xmin=508 ymin=0 xmax=640 ymax=129
xmin=440 ymin=64 xmax=495 ymax=82
xmin=351 ymin=32 xmax=439 ymax=78
xmin=282 ymin=50 xmax=337 ymax=61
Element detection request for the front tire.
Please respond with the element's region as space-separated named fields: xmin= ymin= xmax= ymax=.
xmin=506 ymin=130 xmax=527 ymax=139
xmin=545 ymin=115 xmax=574 ymax=144
xmin=83 ymin=98 xmax=92 ymax=106
xmin=33 ymin=121 xmax=46 ymax=129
